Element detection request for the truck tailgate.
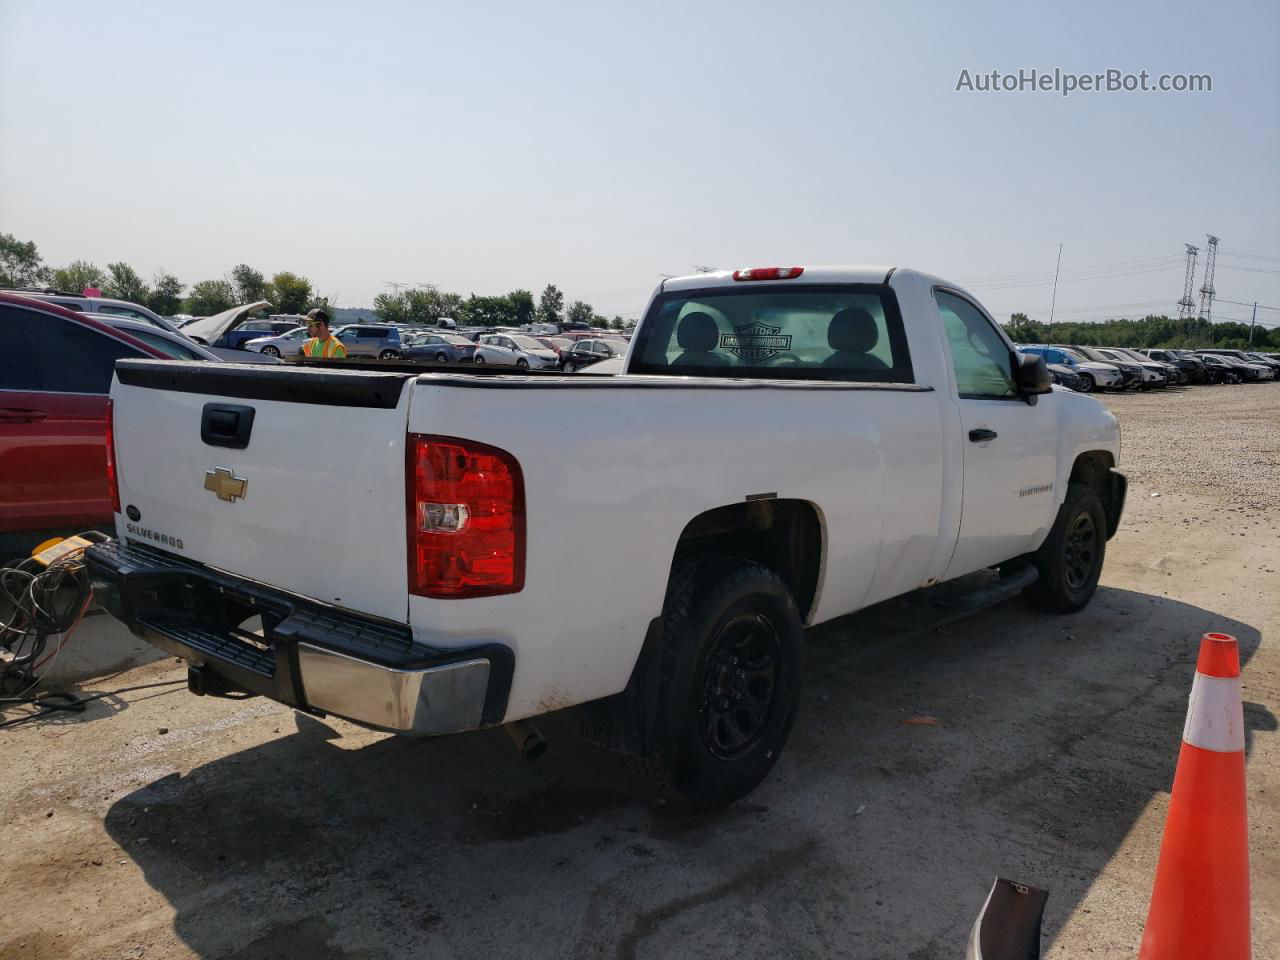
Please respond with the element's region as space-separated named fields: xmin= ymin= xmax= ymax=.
xmin=110 ymin=360 xmax=414 ymax=622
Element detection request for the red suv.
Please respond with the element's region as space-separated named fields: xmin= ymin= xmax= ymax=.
xmin=0 ymin=293 xmax=168 ymax=558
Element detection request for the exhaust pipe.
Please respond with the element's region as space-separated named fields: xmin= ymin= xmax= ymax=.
xmin=504 ymin=719 xmax=548 ymax=761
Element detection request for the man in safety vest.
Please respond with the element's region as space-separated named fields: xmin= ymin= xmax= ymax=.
xmin=301 ymin=309 xmax=347 ymax=359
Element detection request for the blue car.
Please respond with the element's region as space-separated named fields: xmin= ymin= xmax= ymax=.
xmin=221 ymin=319 xmax=304 ymax=350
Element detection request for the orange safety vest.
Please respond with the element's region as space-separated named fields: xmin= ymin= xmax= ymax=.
xmin=303 ymin=336 xmax=347 ymax=358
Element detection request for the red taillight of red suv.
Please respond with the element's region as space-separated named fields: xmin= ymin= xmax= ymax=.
xmin=105 ymin=398 xmax=121 ymax=514
xmin=406 ymin=435 xmax=525 ymax=598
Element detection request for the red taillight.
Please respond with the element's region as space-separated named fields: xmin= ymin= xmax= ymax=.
xmin=406 ymin=435 xmax=525 ymax=598
xmin=731 ymin=266 xmax=804 ymax=281
xmin=105 ymin=398 xmax=121 ymax=513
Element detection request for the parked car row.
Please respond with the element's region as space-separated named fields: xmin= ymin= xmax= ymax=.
xmin=1018 ymin=343 xmax=1279 ymax=392
xmin=262 ymin=324 xmax=633 ymax=372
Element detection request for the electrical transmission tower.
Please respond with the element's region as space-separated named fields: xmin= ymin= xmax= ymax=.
xmin=1197 ymin=235 xmax=1218 ymax=320
xmin=1177 ymin=244 xmax=1198 ymax=320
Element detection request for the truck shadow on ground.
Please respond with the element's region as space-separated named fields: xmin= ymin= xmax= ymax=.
xmin=102 ymin=585 xmax=1269 ymax=960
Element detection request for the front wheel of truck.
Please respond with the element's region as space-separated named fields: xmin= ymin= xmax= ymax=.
xmin=645 ymin=559 xmax=804 ymax=809
xmin=1024 ymin=481 xmax=1107 ymax=614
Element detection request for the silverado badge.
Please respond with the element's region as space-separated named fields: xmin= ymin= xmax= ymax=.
xmin=204 ymin=467 xmax=248 ymax=503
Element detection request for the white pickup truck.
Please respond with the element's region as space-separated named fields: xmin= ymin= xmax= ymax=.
xmin=86 ymin=266 xmax=1126 ymax=807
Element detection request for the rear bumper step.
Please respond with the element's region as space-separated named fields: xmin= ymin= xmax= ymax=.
xmin=84 ymin=540 xmax=512 ymax=734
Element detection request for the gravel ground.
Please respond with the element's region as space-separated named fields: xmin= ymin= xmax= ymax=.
xmin=1099 ymin=381 xmax=1280 ymax=511
xmin=0 ymin=384 xmax=1277 ymax=960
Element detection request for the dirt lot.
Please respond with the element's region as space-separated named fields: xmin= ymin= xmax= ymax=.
xmin=1 ymin=384 xmax=1277 ymax=960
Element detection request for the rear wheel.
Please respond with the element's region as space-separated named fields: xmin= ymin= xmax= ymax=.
xmin=1024 ymin=482 xmax=1107 ymax=613
xmin=379 ymin=349 xmax=401 ymax=360
xmin=644 ymin=559 xmax=804 ymax=808
xmin=474 ymin=354 xmax=485 ymax=365
xmin=565 ymin=361 xmax=578 ymax=373
xmin=435 ymin=352 xmax=449 ymax=363
xmin=261 ymin=345 xmax=280 ymax=357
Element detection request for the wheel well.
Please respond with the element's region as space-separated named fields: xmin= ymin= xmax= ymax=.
xmin=670 ymin=499 xmax=823 ymax=622
xmin=1070 ymin=450 xmax=1122 ymax=537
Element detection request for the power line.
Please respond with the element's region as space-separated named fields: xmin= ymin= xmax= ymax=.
xmin=1216 ymin=264 xmax=1280 ymax=276
xmin=1218 ymin=251 xmax=1280 ymax=263
xmin=958 ymin=253 xmax=1182 ymax=284
xmin=1216 ymin=297 xmax=1280 ymax=312
xmin=964 ymin=262 xmax=1183 ymax=291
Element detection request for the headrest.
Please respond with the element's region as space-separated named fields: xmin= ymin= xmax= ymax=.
xmin=677 ymin=312 xmax=719 ymax=352
xmin=828 ymin=307 xmax=880 ymax=353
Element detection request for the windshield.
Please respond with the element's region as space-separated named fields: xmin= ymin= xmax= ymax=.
xmin=510 ymin=335 xmax=546 ymax=351
xmin=1059 ymin=348 xmax=1088 ymax=363
xmin=629 ymin=283 xmax=912 ymax=382
xmin=126 ymin=330 xmax=202 ymax=359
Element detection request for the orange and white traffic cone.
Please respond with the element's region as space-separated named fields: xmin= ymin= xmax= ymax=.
xmin=1139 ymin=632 xmax=1250 ymax=960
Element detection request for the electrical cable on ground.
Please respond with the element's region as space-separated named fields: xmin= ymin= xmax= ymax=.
xmin=0 ymin=531 xmax=150 ymax=726
xmin=0 ymin=679 xmax=189 ymax=730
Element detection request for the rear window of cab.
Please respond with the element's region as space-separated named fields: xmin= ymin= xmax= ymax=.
xmin=629 ymin=283 xmax=913 ymax=383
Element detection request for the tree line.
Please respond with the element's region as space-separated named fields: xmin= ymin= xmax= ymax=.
xmin=2 ymin=231 xmax=632 ymax=329
xmin=0 ymin=232 xmax=329 ymax=317
xmin=1001 ymin=312 xmax=1280 ymax=351
xmin=372 ymin=283 xmax=629 ymax=330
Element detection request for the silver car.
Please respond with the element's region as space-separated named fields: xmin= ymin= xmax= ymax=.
xmin=333 ymin=324 xmax=406 ymax=359
xmin=244 ymin=325 xmax=309 ymax=357
xmin=473 ymin=333 xmax=559 ymax=369
xmin=13 ymin=290 xmax=181 ymax=333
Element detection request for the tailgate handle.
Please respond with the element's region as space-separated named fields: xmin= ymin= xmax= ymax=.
xmin=201 ymin=403 xmax=256 ymax=449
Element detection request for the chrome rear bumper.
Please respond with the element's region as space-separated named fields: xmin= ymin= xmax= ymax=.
xmin=84 ymin=540 xmax=513 ymax=735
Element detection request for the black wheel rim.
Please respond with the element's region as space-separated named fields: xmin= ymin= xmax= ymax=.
xmin=1064 ymin=512 xmax=1098 ymax=591
xmin=698 ymin=613 xmax=780 ymax=760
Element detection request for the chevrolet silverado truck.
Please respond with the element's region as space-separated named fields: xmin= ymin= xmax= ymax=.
xmin=85 ymin=266 xmax=1126 ymax=807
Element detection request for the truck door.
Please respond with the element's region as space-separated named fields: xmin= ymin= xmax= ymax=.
xmin=934 ymin=289 xmax=1059 ymax=579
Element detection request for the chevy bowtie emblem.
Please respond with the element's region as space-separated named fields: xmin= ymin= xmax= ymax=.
xmin=204 ymin=467 xmax=248 ymax=503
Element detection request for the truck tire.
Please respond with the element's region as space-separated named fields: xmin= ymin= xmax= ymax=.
xmin=1024 ymin=481 xmax=1107 ymax=614
xmin=645 ymin=559 xmax=804 ymax=808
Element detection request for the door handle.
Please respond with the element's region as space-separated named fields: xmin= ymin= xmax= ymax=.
xmin=968 ymin=428 xmax=998 ymax=443
xmin=0 ymin=407 xmax=48 ymax=423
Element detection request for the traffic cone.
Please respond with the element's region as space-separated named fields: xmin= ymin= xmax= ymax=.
xmin=1139 ymin=632 xmax=1250 ymax=959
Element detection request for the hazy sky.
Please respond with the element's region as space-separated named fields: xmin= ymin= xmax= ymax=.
xmin=2 ymin=0 xmax=1277 ymax=327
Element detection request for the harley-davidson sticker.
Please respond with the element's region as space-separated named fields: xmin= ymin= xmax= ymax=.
xmin=720 ymin=322 xmax=792 ymax=363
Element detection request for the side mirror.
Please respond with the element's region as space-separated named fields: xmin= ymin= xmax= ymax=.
xmin=1014 ymin=353 xmax=1053 ymax=397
